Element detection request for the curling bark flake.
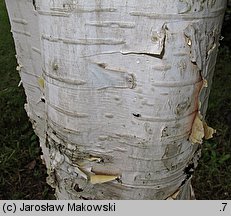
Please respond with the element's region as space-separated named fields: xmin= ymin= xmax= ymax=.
xmin=5 ymin=0 xmax=226 ymax=200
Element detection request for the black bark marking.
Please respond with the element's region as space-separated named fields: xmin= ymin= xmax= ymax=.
xmin=74 ymin=184 xmax=83 ymax=192
xmin=180 ymin=163 xmax=195 ymax=186
xmin=97 ymin=63 xmax=107 ymax=69
xmin=133 ymin=113 xmax=141 ymax=117
xmin=79 ymin=196 xmax=91 ymax=200
xmin=32 ymin=0 xmax=37 ymax=10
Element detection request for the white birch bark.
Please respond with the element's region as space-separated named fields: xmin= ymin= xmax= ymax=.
xmin=5 ymin=0 xmax=227 ymax=200
xmin=4 ymin=0 xmax=50 ymax=168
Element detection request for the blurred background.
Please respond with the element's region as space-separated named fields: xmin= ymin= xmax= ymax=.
xmin=0 ymin=0 xmax=230 ymax=199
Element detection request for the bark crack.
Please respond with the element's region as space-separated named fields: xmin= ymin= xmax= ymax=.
xmin=121 ymin=51 xmax=164 ymax=59
xmin=120 ymin=23 xmax=167 ymax=59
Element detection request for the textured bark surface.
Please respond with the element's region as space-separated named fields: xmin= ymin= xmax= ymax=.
xmin=5 ymin=0 xmax=226 ymax=199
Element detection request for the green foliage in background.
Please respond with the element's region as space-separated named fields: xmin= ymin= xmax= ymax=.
xmin=0 ymin=0 xmax=230 ymax=199
xmin=192 ymin=42 xmax=231 ymax=199
xmin=0 ymin=0 xmax=54 ymax=199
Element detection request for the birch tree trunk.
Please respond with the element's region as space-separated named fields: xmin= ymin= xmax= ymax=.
xmin=5 ymin=0 xmax=227 ymax=200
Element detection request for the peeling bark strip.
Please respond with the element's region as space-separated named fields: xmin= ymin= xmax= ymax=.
xmin=5 ymin=0 xmax=227 ymax=199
